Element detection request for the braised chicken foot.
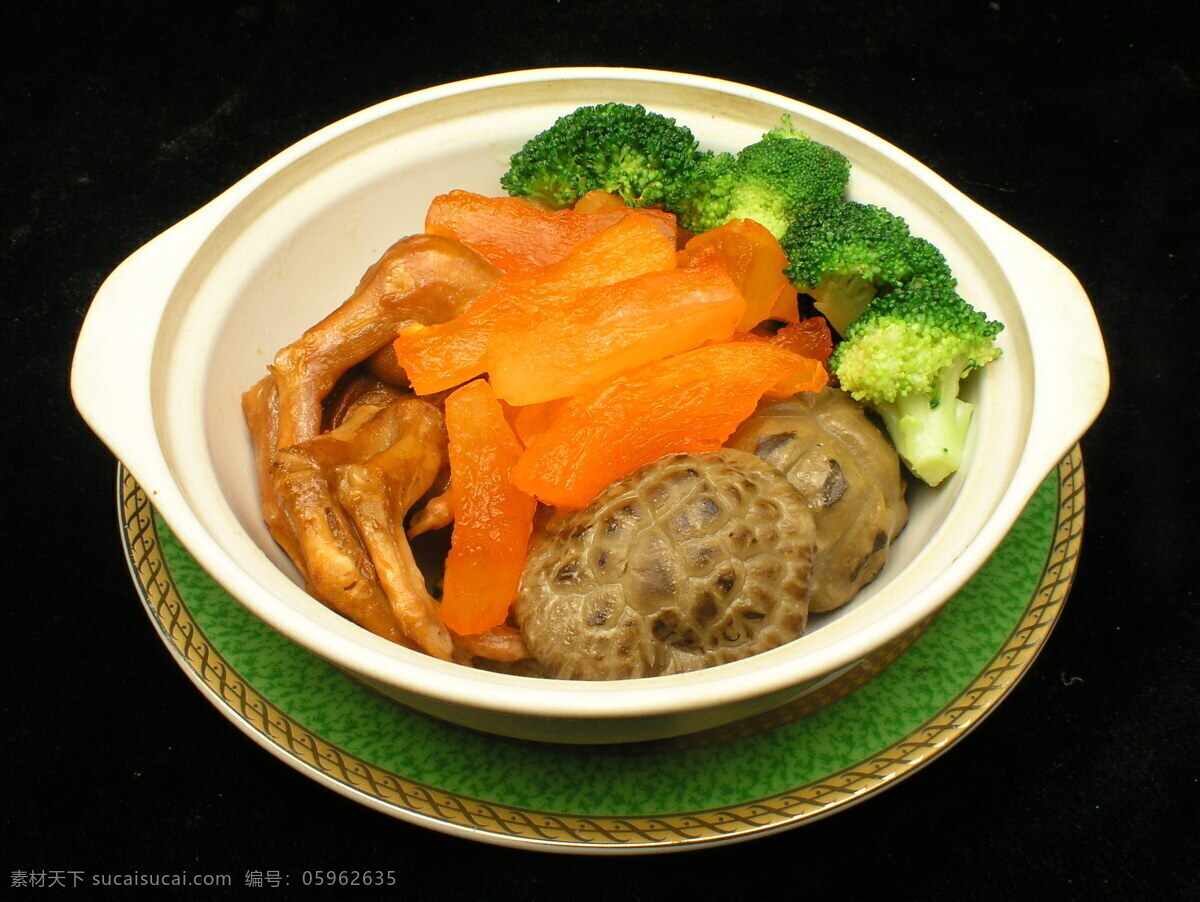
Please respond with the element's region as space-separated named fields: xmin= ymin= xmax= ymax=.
xmin=270 ymin=234 xmax=500 ymax=449
xmin=452 ymin=625 xmax=530 ymax=664
xmin=329 ymin=401 xmax=455 ymax=661
xmin=242 ymin=373 xmax=307 ymax=573
xmin=271 ymin=443 xmax=409 ymax=645
xmin=406 ymin=482 xmax=455 ymax=538
xmin=265 ymin=398 xmax=446 ymax=654
xmin=244 ymin=234 xmax=523 ymax=662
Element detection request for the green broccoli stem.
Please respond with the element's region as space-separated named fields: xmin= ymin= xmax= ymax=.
xmin=871 ymin=367 xmax=974 ymax=487
xmin=810 ymin=272 xmax=877 ymax=335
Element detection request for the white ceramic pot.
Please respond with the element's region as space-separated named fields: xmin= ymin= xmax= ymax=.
xmin=72 ymin=68 xmax=1108 ymax=744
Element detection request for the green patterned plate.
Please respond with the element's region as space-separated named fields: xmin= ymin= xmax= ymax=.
xmin=118 ymin=448 xmax=1084 ymax=852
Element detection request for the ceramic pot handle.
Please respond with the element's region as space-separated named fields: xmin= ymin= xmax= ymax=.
xmin=71 ymin=209 xmax=219 ymax=487
xmin=971 ymin=205 xmax=1109 ymax=497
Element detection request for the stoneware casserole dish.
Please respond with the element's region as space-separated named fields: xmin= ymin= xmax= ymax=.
xmin=71 ymin=67 xmax=1109 ymax=744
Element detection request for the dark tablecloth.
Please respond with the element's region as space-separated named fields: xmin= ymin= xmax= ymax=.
xmin=5 ymin=1 xmax=1195 ymax=898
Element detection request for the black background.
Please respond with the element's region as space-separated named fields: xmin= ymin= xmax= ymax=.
xmin=4 ymin=1 xmax=1197 ymax=898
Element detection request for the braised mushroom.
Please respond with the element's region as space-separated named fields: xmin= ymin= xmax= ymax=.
xmin=726 ymin=387 xmax=908 ymax=612
xmin=514 ymin=448 xmax=816 ymax=680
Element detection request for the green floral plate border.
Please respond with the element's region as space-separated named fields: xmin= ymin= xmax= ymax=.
xmin=117 ymin=447 xmax=1084 ymax=853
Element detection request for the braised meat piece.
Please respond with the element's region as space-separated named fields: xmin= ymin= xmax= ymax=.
xmin=269 ymin=397 xmax=451 ymax=656
xmin=270 ymin=234 xmax=500 ymax=449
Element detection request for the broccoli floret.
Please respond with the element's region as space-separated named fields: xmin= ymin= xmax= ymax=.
xmin=499 ymin=103 xmax=707 ymax=209
xmin=665 ymin=150 xmax=740 ymax=233
xmin=668 ymin=122 xmax=850 ymax=238
xmin=781 ymin=201 xmax=956 ymax=336
xmin=829 ymin=284 xmax=1004 ymax=487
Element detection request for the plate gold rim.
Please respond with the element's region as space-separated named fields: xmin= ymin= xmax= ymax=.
xmin=117 ymin=446 xmax=1084 ymax=851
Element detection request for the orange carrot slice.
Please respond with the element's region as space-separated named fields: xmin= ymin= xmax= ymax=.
xmin=486 ymin=251 xmax=747 ymax=405
xmin=734 ymin=316 xmax=834 ymax=362
xmin=510 ymin=342 xmax=824 ymax=509
xmin=678 ymin=219 xmax=798 ymax=330
xmin=767 ymin=289 xmax=801 ymax=324
xmin=572 ymin=190 xmax=628 ymax=213
xmin=510 ymin=398 xmax=567 ymax=447
xmin=394 ymin=213 xmax=676 ymax=395
xmin=770 ymin=317 xmax=834 ymax=361
xmin=425 ymin=190 xmax=677 ymax=274
xmin=439 ymin=379 xmax=537 ymax=635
